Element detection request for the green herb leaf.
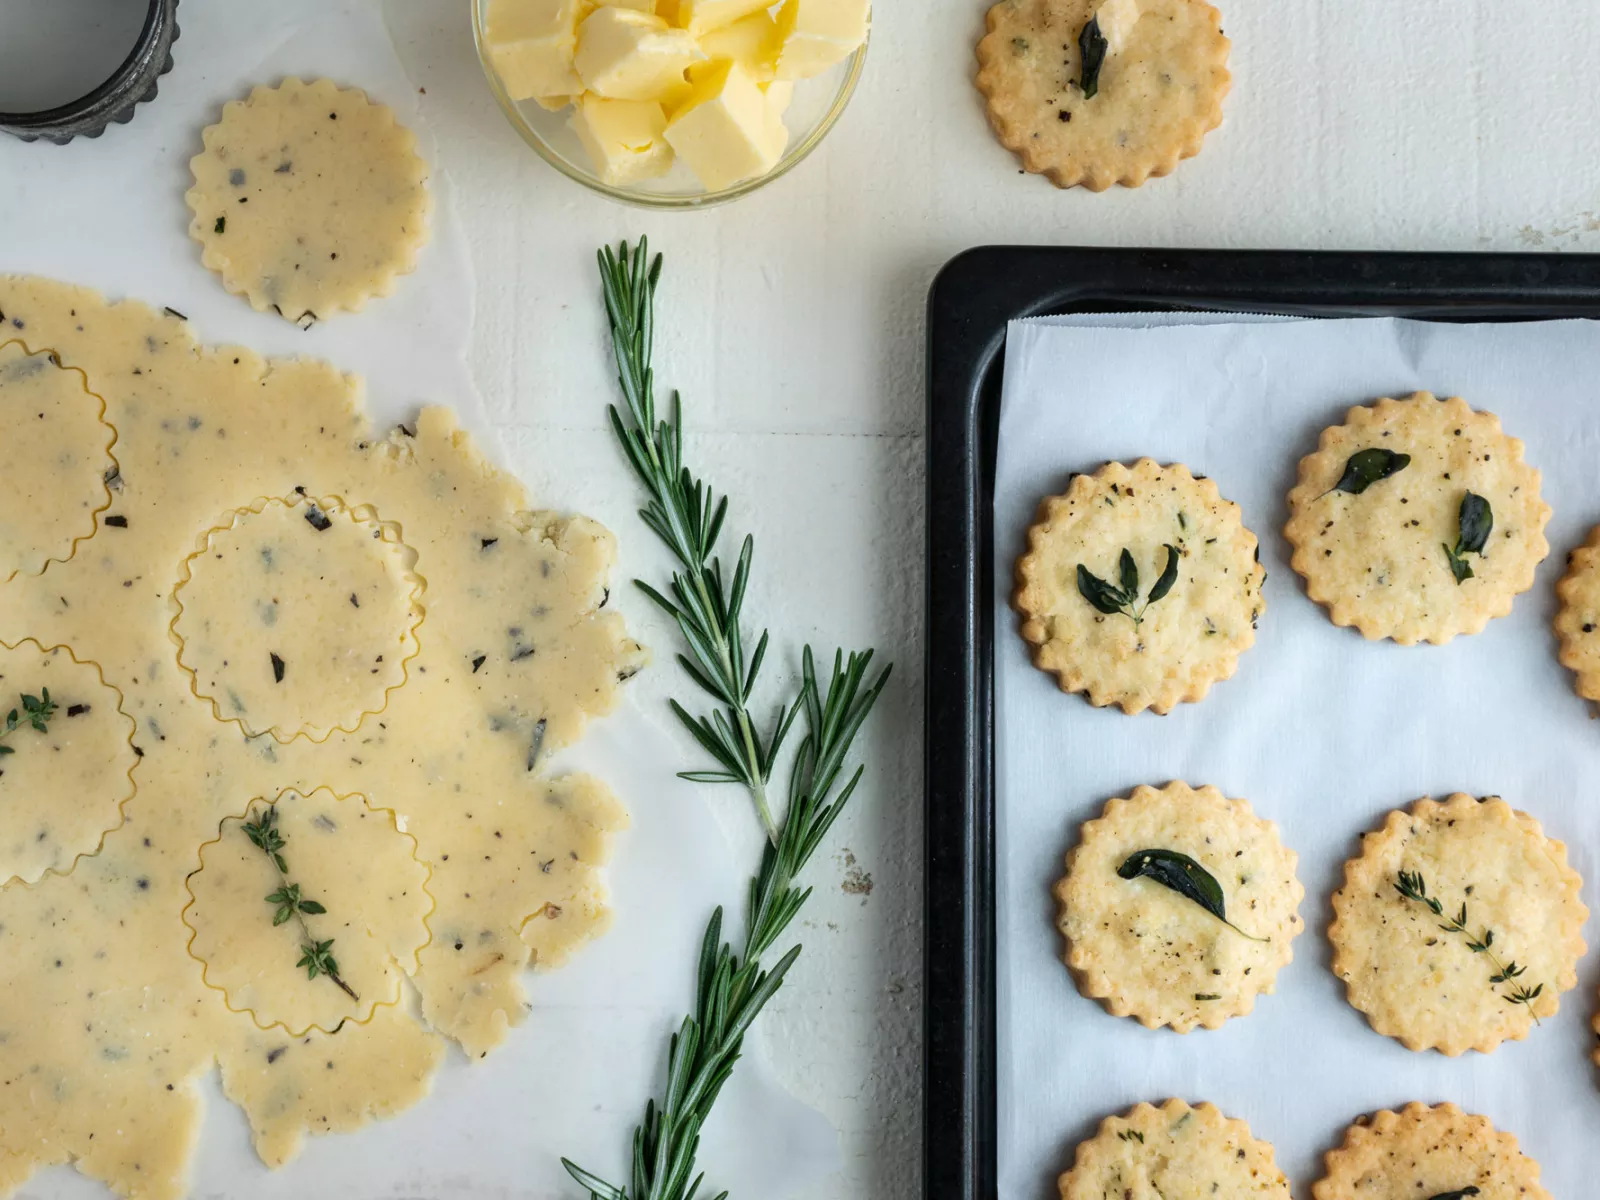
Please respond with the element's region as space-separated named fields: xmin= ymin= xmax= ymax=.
xmin=1078 ymin=564 xmax=1128 ymax=616
xmin=1077 ymin=547 xmax=1181 ymax=626
xmin=0 ymin=688 xmax=55 ymax=755
xmin=1118 ymin=548 xmax=1139 ymax=602
xmin=298 ymin=899 xmax=326 ymax=914
xmin=244 ymin=806 xmax=358 ymax=1002
xmin=1326 ymin=448 xmax=1411 ymax=496
xmin=1427 ymin=1189 xmax=1482 ymax=1200
xmin=1078 ymin=15 xmax=1108 ymax=99
xmin=1146 ymin=544 xmax=1180 ymax=604
xmin=1118 ymin=849 xmax=1268 ymax=942
xmin=1396 ymin=871 xmax=1541 ymax=1022
xmin=1443 ymin=492 xmax=1493 ymax=584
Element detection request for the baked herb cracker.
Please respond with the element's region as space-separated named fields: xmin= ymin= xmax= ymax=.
xmin=1055 ymin=782 xmax=1303 ymax=1032
xmin=1059 ymin=1099 xmax=1291 ymax=1200
xmin=975 ymin=0 xmax=1231 ymax=190
xmin=1285 ymin=393 xmax=1550 ymax=645
xmin=1553 ymin=523 xmax=1600 ymax=705
xmin=1313 ymin=1103 xmax=1550 ymax=1200
xmin=1329 ymin=794 xmax=1586 ymax=1056
xmin=1013 ymin=459 xmax=1264 ymax=715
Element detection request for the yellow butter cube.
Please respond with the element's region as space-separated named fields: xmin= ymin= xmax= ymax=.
xmin=760 ymin=78 xmax=794 ymax=115
xmin=663 ymin=61 xmax=788 ymax=190
xmin=696 ymin=9 xmax=781 ymax=82
xmin=534 ymin=93 xmax=578 ymax=111
xmin=576 ymin=7 xmax=706 ymax=101
xmin=485 ymin=0 xmax=586 ymax=101
xmin=570 ymin=96 xmax=675 ymax=185
xmin=774 ymin=0 xmax=869 ymax=80
xmin=675 ymin=0 xmax=773 ymax=36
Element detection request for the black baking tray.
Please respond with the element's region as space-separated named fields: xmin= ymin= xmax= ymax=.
xmin=921 ymin=247 xmax=1600 ymax=1200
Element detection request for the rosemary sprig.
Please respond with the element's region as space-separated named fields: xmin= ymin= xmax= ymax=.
xmin=562 ymin=241 xmax=890 ymax=1200
xmin=242 ymin=805 xmax=357 ymax=1002
xmin=1395 ymin=870 xmax=1543 ymax=1021
xmin=0 ymin=687 xmax=56 ymax=756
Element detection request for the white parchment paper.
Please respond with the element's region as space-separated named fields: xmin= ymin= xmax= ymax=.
xmin=0 ymin=3 xmax=836 ymax=1196
xmin=995 ymin=315 xmax=1600 ymax=1197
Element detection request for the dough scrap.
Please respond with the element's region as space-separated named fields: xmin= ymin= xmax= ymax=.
xmin=172 ymin=496 xmax=423 ymax=741
xmin=1329 ymin=794 xmax=1587 ymax=1055
xmin=1058 ymin=1098 xmax=1291 ymax=1199
xmin=0 ymin=341 xmax=116 ymax=581
xmin=1312 ymin=1102 xmax=1550 ymax=1200
xmin=0 ymin=274 xmax=644 ymax=1199
xmin=185 ymin=78 xmax=431 ymax=324
xmin=975 ymin=0 xmax=1231 ymax=190
xmin=1055 ymin=782 xmax=1303 ymax=1032
xmin=1285 ymin=393 xmax=1550 ymax=645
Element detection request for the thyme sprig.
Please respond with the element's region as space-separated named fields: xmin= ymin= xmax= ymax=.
xmin=0 ymin=687 xmax=56 ymax=756
xmin=242 ymin=805 xmax=357 ymax=1002
xmin=1395 ymin=870 xmax=1543 ymax=1021
xmin=562 ymin=241 xmax=890 ymax=1200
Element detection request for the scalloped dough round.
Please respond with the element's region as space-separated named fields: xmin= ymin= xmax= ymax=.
xmin=1013 ymin=459 xmax=1265 ymax=714
xmin=1059 ymin=1098 xmax=1291 ymax=1199
xmin=1285 ymin=393 xmax=1550 ymax=645
xmin=1312 ymin=1103 xmax=1550 ymax=1200
xmin=1329 ymin=794 xmax=1587 ymax=1056
xmin=186 ymin=78 xmax=431 ymax=324
xmin=975 ymin=0 xmax=1231 ymax=190
xmin=1055 ymin=782 xmax=1303 ymax=1032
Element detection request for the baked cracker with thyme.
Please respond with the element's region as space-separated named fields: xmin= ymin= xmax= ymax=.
xmin=186 ymin=78 xmax=431 ymax=325
xmin=1013 ymin=459 xmax=1264 ymax=714
xmin=975 ymin=0 xmax=1231 ymax=190
xmin=1055 ymin=782 xmax=1303 ymax=1032
xmin=1552 ymin=522 xmax=1600 ymax=706
xmin=1313 ymin=1102 xmax=1551 ymax=1200
xmin=1329 ymin=793 xmax=1587 ymax=1056
xmin=1059 ymin=1098 xmax=1291 ymax=1200
xmin=1285 ymin=393 xmax=1550 ymax=645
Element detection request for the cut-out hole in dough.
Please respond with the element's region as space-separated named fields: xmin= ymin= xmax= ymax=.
xmin=183 ymin=787 xmax=433 ymax=1035
xmin=0 ymin=341 xmax=117 ymax=582
xmin=0 ymin=639 xmax=137 ymax=884
xmin=172 ymin=495 xmax=423 ymax=741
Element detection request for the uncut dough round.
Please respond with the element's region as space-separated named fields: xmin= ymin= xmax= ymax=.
xmin=1553 ymin=523 xmax=1600 ymax=703
xmin=0 ymin=342 xmax=115 ymax=582
xmin=0 ymin=641 xmax=136 ymax=885
xmin=1059 ymin=1098 xmax=1291 ymax=1200
xmin=975 ymin=0 xmax=1231 ymax=190
xmin=186 ymin=78 xmax=431 ymax=324
xmin=1013 ymin=460 xmax=1265 ymax=714
xmin=1285 ymin=393 xmax=1550 ymax=645
xmin=1329 ymin=794 xmax=1586 ymax=1056
xmin=1312 ymin=1102 xmax=1550 ymax=1200
xmin=172 ymin=496 xmax=422 ymax=741
xmin=185 ymin=789 xmax=431 ymax=1034
xmin=0 ymin=274 xmax=645 ymax=1197
xmin=1055 ymin=782 xmax=1303 ymax=1032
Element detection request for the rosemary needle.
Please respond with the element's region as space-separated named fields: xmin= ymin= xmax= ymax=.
xmin=562 ymin=241 xmax=891 ymax=1200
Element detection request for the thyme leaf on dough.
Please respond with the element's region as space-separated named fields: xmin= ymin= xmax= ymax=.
xmin=1322 ymin=447 xmax=1411 ymax=498
xmin=1395 ymin=870 xmax=1542 ymax=1022
xmin=242 ymin=804 xmax=357 ymax=1002
xmin=1443 ymin=491 xmax=1493 ymax=584
xmin=562 ymin=240 xmax=891 ymax=1200
xmin=1118 ymin=849 xmax=1268 ymax=942
xmin=1078 ymin=16 xmax=1109 ymax=99
xmin=1077 ymin=545 xmax=1180 ymax=627
xmin=0 ymin=687 xmax=56 ymax=757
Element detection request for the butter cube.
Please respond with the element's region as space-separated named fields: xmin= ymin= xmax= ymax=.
xmin=576 ymin=7 xmax=706 ymax=101
xmin=1095 ymin=0 xmax=1142 ymax=54
xmin=664 ymin=61 xmax=788 ymax=190
xmin=675 ymin=0 xmax=773 ymax=36
xmin=760 ymin=78 xmax=794 ymax=115
xmin=485 ymin=0 xmax=586 ymax=101
xmin=570 ymin=96 xmax=675 ymax=184
xmin=774 ymin=0 xmax=869 ymax=80
xmin=696 ymin=9 xmax=781 ymax=82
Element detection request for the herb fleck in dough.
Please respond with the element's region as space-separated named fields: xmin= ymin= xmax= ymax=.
xmin=186 ymin=78 xmax=431 ymax=324
xmin=1329 ymin=794 xmax=1587 ymax=1056
xmin=975 ymin=0 xmax=1231 ymax=190
xmin=0 ymin=342 xmax=116 ymax=581
xmin=173 ymin=496 xmax=423 ymax=741
xmin=0 ymin=274 xmax=645 ymax=1198
xmin=1059 ymin=1098 xmax=1291 ymax=1199
xmin=1013 ymin=459 xmax=1265 ymax=715
xmin=1285 ymin=393 xmax=1551 ymax=645
xmin=1313 ymin=1102 xmax=1551 ymax=1200
xmin=1055 ymin=782 xmax=1303 ymax=1032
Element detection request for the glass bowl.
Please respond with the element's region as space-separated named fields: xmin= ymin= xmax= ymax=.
xmin=470 ymin=0 xmax=868 ymax=209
